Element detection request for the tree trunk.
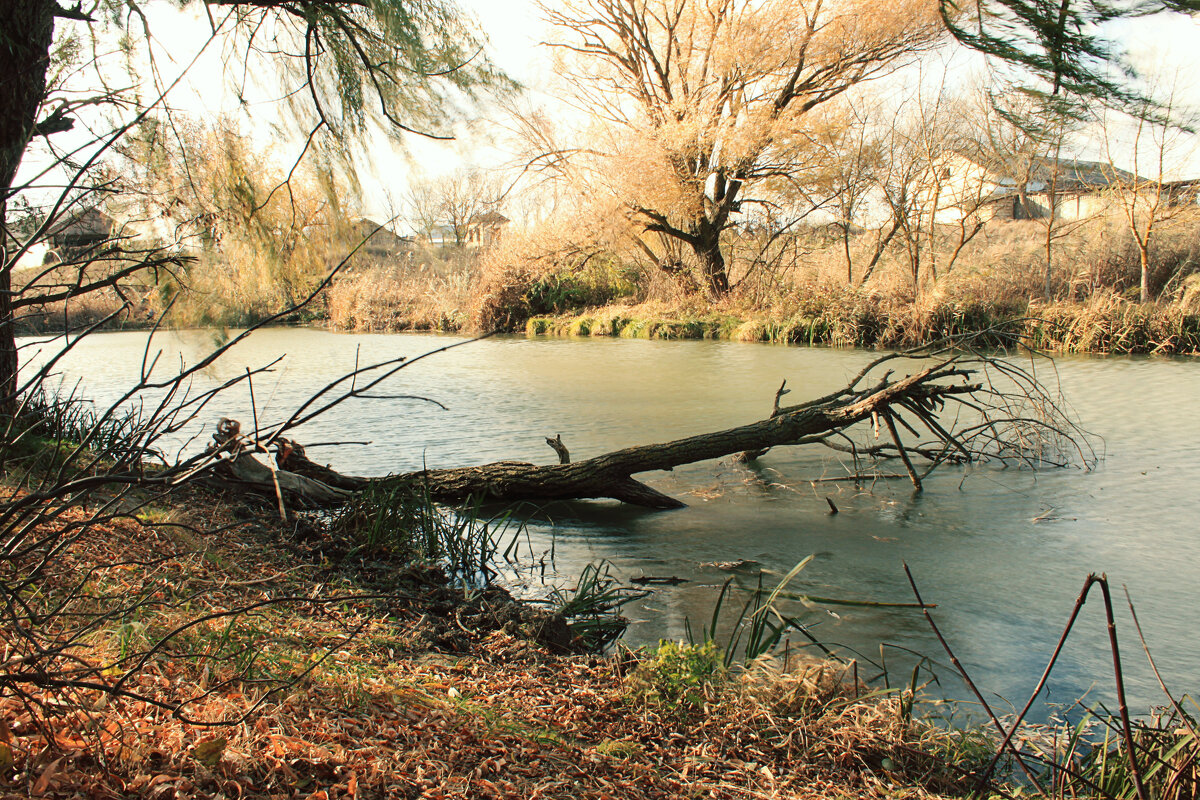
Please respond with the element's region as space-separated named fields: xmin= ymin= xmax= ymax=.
xmin=0 ymin=0 xmax=57 ymax=411
xmin=842 ymin=222 xmax=854 ymax=284
xmin=693 ymin=237 xmax=731 ymax=297
xmin=1139 ymin=243 xmax=1151 ymax=303
xmin=690 ymin=173 xmax=737 ymax=297
xmin=1044 ymin=217 xmax=1054 ymax=301
xmin=858 ymin=219 xmax=900 ymax=287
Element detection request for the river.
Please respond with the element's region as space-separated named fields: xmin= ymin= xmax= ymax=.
xmin=19 ymin=327 xmax=1200 ymax=720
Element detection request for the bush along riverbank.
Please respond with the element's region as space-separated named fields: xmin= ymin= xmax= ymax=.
xmin=316 ymin=212 xmax=1200 ymax=355
xmin=318 ymin=253 xmax=1200 ymax=354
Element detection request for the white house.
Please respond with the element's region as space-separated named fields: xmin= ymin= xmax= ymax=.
xmin=932 ymin=153 xmax=1148 ymax=224
xmin=425 ymin=211 xmax=510 ymax=248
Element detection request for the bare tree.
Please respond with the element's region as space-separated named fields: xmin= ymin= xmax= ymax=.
xmin=539 ymin=0 xmax=945 ymax=297
xmin=785 ymin=104 xmax=882 ymax=285
xmin=1098 ymin=75 xmax=1200 ymax=303
xmin=406 ymin=169 xmax=503 ymax=247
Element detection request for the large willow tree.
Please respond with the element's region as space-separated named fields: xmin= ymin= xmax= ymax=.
xmin=0 ymin=0 xmax=504 ymax=409
xmin=543 ymin=0 xmax=945 ymax=297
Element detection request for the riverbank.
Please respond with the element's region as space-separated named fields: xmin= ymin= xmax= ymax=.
xmin=1 ymin=481 xmax=989 ymax=799
xmin=19 ymin=277 xmax=1200 ymax=355
xmin=326 ymin=292 xmax=1200 ymax=356
xmin=525 ymin=296 xmax=1200 ymax=354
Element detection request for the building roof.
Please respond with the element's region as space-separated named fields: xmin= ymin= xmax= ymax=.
xmin=48 ymin=207 xmax=114 ymax=243
xmin=956 ymin=151 xmax=1146 ymax=193
xmin=352 ymin=219 xmax=413 ymax=254
xmin=1026 ymin=157 xmax=1139 ymax=190
xmin=469 ymin=211 xmax=510 ymax=227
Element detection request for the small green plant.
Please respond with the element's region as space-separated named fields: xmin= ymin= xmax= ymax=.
xmin=113 ymin=621 xmax=149 ymax=664
xmin=627 ymin=640 xmax=726 ymax=710
xmin=688 ymin=557 xmax=819 ymax=669
xmin=136 ymin=506 xmax=173 ymax=525
xmin=331 ymin=482 xmax=516 ymax=587
xmin=594 ymin=738 xmax=643 ymax=759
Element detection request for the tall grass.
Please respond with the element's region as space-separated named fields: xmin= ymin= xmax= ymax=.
xmin=326 ymin=265 xmax=475 ymax=332
xmin=1012 ymin=707 xmax=1199 ymax=800
xmin=4 ymin=387 xmax=149 ymax=474
xmin=1029 ymin=292 xmax=1200 ymax=354
xmin=330 ymin=482 xmax=519 ymax=587
xmin=543 ymin=562 xmax=649 ymax=651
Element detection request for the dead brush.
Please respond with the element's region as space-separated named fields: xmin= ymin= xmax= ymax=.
xmin=326 ymin=265 xmax=474 ymax=332
xmin=697 ymin=655 xmax=995 ymax=796
xmin=1031 ymin=292 xmax=1200 ymax=354
xmin=13 ymin=287 xmax=137 ymax=335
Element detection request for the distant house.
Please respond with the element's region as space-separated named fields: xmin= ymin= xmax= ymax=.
xmin=465 ymin=211 xmax=510 ymax=247
xmin=1162 ymin=178 xmax=1200 ymax=206
xmin=425 ymin=211 xmax=510 ymax=248
xmin=350 ymin=219 xmax=414 ymax=262
xmin=47 ymin=207 xmax=115 ymax=259
xmin=932 ymin=153 xmax=1166 ymax=224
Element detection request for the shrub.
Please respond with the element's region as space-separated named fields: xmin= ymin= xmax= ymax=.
xmin=626 ymin=640 xmax=726 ymax=710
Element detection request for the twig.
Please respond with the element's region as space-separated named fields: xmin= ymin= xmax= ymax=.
xmin=903 ymin=562 xmax=1045 ymax=792
xmin=1124 ymin=585 xmax=1199 ymax=741
xmin=1095 ymin=574 xmax=1148 ymax=800
xmin=882 ymin=410 xmax=922 ymax=491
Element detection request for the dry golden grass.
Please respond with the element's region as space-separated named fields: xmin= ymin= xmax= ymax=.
xmin=326 ymin=265 xmax=475 ymax=332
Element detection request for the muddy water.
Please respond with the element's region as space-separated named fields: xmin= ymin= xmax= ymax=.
xmin=22 ymin=327 xmax=1200 ymax=718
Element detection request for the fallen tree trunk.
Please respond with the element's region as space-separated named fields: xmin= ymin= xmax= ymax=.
xmin=372 ymin=361 xmax=979 ymax=508
xmin=213 ymin=349 xmax=1092 ymax=512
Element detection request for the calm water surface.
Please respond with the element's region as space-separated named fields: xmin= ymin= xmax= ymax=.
xmin=20 ymin=327 xmax=1200 ymax=718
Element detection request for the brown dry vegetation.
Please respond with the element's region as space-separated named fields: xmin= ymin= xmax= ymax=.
xmin=0 ymin=484 xmax=989 ymax=800
xmin=322 ymin=211 xmax=1200 ymax=355
xmin=16 ymin=198 xmax=1200 ymax=354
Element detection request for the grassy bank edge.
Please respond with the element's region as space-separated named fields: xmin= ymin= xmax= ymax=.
xmin=518 ymin=299 xmax=1200 ymax=355
xmin=23 ymin=291 xmax=1200 ymax=356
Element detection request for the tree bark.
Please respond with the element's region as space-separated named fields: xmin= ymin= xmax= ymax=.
xmin=1139 ymin=244 xmax=1151 ymax=303
xmin=691 ymin=232 xmax=731 ymax=297
xmin=0 ymin=0 xmax=56 ymax=411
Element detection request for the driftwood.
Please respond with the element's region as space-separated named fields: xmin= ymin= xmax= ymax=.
xmin=209 ymin=350 xmax=1093 ymax=512
xmin=202 ymin=420 xmax=355 ymax=509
